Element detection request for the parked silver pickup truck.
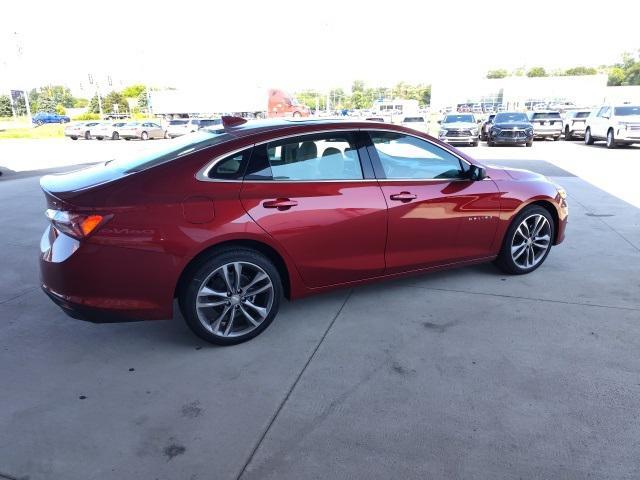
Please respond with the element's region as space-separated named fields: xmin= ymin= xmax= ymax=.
xmin=527 ymin=111 xmax=563 ymax=141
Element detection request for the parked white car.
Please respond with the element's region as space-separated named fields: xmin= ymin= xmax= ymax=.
xmin=92 ymin=121 xmax=128 ymax=140
xmin=166 ymin=118 xmax=222 ymax=138
xmin=562 ymin=110 xmax=591 ymax=140
xmin=438 ymin=113 xmax=479 ymax=146
xmin=584 ymin=104 xmax=640 ymax=148
xmin=527 ymin=111 xmax=563 ymax=140
xmin=119 ymin=121 xmax=166 ymax=140
xmin=64 ymin=121 xmax=101 ymax=140
xmin=399 ymin=116 xmax=428 ymax=133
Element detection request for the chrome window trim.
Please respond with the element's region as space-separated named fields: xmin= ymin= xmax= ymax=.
xmin=195 ymin=126 xmax=481 ymax=183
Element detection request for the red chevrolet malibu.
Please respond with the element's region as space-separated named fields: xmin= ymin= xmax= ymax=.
xmin=40 ymin=117 xmax=568 ymax=345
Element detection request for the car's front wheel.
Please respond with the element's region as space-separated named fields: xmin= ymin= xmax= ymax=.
xmin=179 ymin=248 xmax=282 ymax=345
xmin=606 ymin=129 xmax=616 ymax=149
xmin=495 ymin=205 xmax=554 ymax=275
xmin=584 ymin=127 xmax=594 ymax=145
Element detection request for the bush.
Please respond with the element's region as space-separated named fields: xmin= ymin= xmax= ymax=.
xmin=55 ymin=104 xmax=66 ymax=115
xmin=72 ymin=112 xmax=100 ymax=121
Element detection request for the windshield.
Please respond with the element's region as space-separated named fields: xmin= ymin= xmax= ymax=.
xmin=494 ymin=112 xmax=528 ymax=123
xmin=443 ymin=114 xmax=474 ymax=123
xmin=531 ymin=112 xmax=561 ymax=120
xmin=614 ymin=106 xmax=640 ymax=116
xmin=106 ymin=130 xmax=231 ymax=173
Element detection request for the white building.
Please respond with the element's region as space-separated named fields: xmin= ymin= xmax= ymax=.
xmin=431 ymin=74 xmax=609 ymax=111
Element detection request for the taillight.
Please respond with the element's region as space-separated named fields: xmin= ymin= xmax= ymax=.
xmin=45 ymin=209 xmax=108 ymax=239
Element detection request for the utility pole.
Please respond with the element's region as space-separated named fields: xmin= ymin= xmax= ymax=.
xmin=13 ymin=32 xmax=31 ymax=125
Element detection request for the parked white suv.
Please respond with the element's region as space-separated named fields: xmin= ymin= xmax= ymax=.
xmin=584 ymin=104 xmax=640 ymax=148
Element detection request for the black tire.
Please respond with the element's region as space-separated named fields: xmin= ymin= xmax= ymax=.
xmin=606 ymin=129 xmax=616 ymax=149
xmin=472 ymin=140 xmax=479 ymax=147
xmin=564 ymin=126 xmax=572 ymax=141
xmin=84 ymin=131 xmax=90 ymax=140
xmin=141 ymin=131 xmax=149 ymax=140
xmin=124 ymin=137 xmax=131 ymax=141
xmin=164 ymin=130 xmax=169 ymax=139
xmin=494 ymin=205 xmax=555 ymax=275
xmin=293 ymin=111 xmax=301 ymax=118
xmin=70 ymin=136 xmax=77 ymax=140
xmin=97 ymin=136 xmax=103 ymax=141
xmin=584 ymin=127 xmax=594 ymax=145
xmin=179 ymin=248 xmax=283 ymax=345
xmin=526 ymin=140 xmax=533 ymax=147
xmin=36 ymin=120 xmax=44 ymax=126
xmin=487 ymin=138 xmax=494 ymax=147
xmin=112 ymin=132 xmax=119 ymax=140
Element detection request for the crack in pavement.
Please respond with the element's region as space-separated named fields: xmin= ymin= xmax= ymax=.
xmin=567 ymin=193 xmax=640 ymax=254
xmin=0 ymin=287 xmax=38 ymax=305
xmin=235 ymin=289 xmax=354 ymax=480
xmin=406 ymin=284 xmax=640 ymax=312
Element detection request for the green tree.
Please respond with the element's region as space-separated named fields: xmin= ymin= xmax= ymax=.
xmin=37 ymin=94 xmax=57 ymax=113
xmin=102 ymin=91 xmax=128 ymax=115
xmin=88 ymin=94 xmax=100 ymax=114
xmin=487 ymin=69 xmax=508 ymax=79
xmin=563 ymin=66 xmax=597 ymax=76
xmin=55 ymin=104 xmax=66 ymax=115
xmin=0 ymin=95 xmax=13 ymax=117
xmin=624 ymin=63 xmax=640 ymax=85
xmin=607 ymin=66 xmax=625 ymax=86
xmin=513 ymin=67 xmax=525 ymax=76
xmin=121 ymin=84 xmax=146 ymax=98
xmin=352 ymin=80 xmax=365 ymax=93
xmin=526 ymin=67 xmax=547 ymax=77
xmin=74 ymin=98 xmax=89 ymax=108
xmin=137 ymin=90 xmax=148 ymax=111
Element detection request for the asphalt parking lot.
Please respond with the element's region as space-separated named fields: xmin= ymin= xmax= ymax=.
xmin=1 ymin=140 xmax=639 ymax=479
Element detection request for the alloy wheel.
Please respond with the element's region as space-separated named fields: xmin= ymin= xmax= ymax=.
xmin=195 ymin=261 xmax=274 ymax=338
xmin=510 ymin=214 xmax=551 ymax=269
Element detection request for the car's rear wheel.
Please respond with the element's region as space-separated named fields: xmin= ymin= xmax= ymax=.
xmin=564 ymin=126 xmax=572 ymax=141
xmin=141 ymin=131 xmax=149 ymax=140
xmin=495 ymin=205 xmax=554 ymax=275
xmin=584 ymin=127 xmax=594 ymax=145
xmin=606 ymin=129 xmax=616 ymax=149
xmin=84 ymin=131 xmax=90 ymax=140
xmin=487 ymin=138 xmax=494 ymax=147
xmin=525 ymin=140 xmax=533 ymax=147
xmin=112 ymin=132 xmax=119 ymax=140
xmin=70 ymin=136 xmax=77 ymax=140
xmin=179 ymin=248 xmax=282 ymax=345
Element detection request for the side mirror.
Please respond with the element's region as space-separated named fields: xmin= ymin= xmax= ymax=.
xmin=468 ymin=165 xmax=486 ymax=181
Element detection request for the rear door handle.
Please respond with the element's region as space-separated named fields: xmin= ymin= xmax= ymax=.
xmin=263 ymin=198 xmax=298 ymax=210
xmin=389 ymin=192 xmax=417 ymax=202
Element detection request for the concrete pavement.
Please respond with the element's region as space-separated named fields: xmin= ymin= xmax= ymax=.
xmin=0 ymin=143 xmax=639 ymax=480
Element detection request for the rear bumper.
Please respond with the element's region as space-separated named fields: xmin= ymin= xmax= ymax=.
xmin=533 ymin=128 xmax=562 ymax=138
xmin=39 ymin=225 xmax=176 ymax=322
xmin=42 ymin=286 xmax=141 ymax=323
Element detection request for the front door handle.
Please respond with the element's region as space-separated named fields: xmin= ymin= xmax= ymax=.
xmin=389 ymin=192 xmax=417 ymax=202
xmin=263 ymin=198 xmax=298 ymax=210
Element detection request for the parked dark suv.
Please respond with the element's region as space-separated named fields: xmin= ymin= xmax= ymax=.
xmin=487 ymin=112 xmax=534 ymax=147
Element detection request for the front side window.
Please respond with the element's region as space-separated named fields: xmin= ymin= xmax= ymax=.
xmin=369 ymin=131 xmax=464 ymax=180
xmin=614 ymin=106 xmax=640 ymax=116
xmin=246 ymin=132 xmax=363 ymax=181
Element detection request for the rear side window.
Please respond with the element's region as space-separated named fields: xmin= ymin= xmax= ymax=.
xmin=575 ymin=112 xmax=590 ymax=118
xmin=208 ymin=148 xmax=252 ymax=180
xmin=531 ymin=112 xmax=561 ymax=120
xmin=403 ymin=117 xmax=424 ymax=123
xmin=246 ymin=132 xmax=363 ymax=181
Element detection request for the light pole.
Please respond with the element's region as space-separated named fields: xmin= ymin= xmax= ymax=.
xmin=13 ymin=32 xmax=31 ymax=125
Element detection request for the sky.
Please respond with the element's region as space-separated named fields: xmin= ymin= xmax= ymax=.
xmin=1 ymin=0 xmax=638 ymax=96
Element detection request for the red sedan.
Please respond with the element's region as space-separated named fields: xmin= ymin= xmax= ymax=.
xmin=40 ymin=117 xmax=568 ymax=345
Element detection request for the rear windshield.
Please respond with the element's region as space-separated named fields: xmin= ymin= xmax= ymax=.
xmin=106 ymin=130 xmax=231 ymax=173
xmin=402 ymin=117 xmax=424 ymax=123
xmin=574 ymin=112 xmax=590 ymax=118
xmin=444 ymin=114 xmax=474 ymax=123
xmin=169 ymin=120 xmax=189 ymax=125
xmin=199 ymin=119 xmax=222 ymax=126
xmin=614 ymin=106 xmax=640 ymax=116
xmin=494 ymin=112 xmax=528 ymax=123
xmin=531 ymin=112 xmax=561 ymax=120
